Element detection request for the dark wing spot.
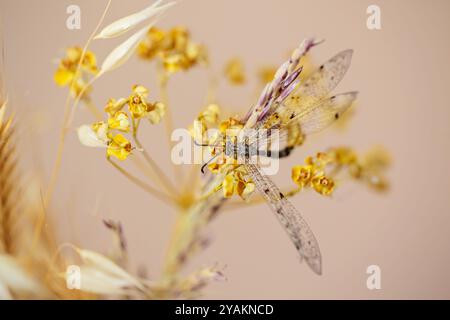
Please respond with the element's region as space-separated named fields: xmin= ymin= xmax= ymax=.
xmin=335 ymin=113 xmax=339 ymax=119
xmin=264 ymin=189 xmax=270 ymax=194
xmin=319 ymin=65 xmax=324 ymax=70
xmin=279 ymin=192 xmax=285 ymax=199
xmin=290 ymin=113 xmax=295 ymax=119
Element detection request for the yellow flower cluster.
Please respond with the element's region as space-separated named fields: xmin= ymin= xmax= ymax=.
xmin=208 ymin=165 xmax=255 ymax=200
xmin=292 ymin=146 xmax=390 ymax=195
xmin=78 ymin=85 xmax=165 ymax=161
xmin=191 ymin=104 xmax=255 ymax=200
xmin=191 ymin=103 xmax=221 ymax=143
xmin=222 ymin=168 xmax=255 ymax=199
xmin=121 ymin=85 xmax=166 ymax=123
xmin=326 ymin=146 xmax=390 ymax=191
xmin=224 ymin=58 xmax=245 ymax=85
xmin=349 ymin=146 xmax=390 ymax=191
xmin=292 ymin=155 xmax=336 ymax=196
xmin=54 ymin=47 xmax=98 ymax=97
xmin=137 ymin=27 xmax=207 ymax=73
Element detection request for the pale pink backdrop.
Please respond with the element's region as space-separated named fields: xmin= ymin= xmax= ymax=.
xmin=1 ymin=0 xmax=450 ymax=299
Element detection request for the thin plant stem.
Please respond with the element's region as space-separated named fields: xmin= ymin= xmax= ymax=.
xmin=132 ymin=119 xmax=179 ymax=196
xmin=205 ymin=66 xmax=218 ymax=104
xmin=107 ymin=157 xmax=174 ymax=205
xmin=45 ymin=0 xmax=112 ymax=208
xmin=182 ymin=163 xmax=201 ymax=194
xmin=83 ymin=97 xmax=103 ymax=121
xmin=157 ymin=70 xmax=181 ymax=181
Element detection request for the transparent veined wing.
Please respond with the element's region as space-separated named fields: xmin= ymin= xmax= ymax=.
xmin=286 ymin=91 xmax=358 ymax=135
xmin=254 ymin=92 xmax=357 ymax=157
xmin=244 ymin=163 xmax=322 ymax=275
xmin=283 ymin=49 xmax=354 ymax=111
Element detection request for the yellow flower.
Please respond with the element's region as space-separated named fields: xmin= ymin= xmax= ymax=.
xmin=222 ymin=174 xmax=235 ymax=198
xmin=137 ymin=27 xmax=167 ymax=60
xmin=169 ymin=27 xmax=189 ymax=51
xmin=219 ymin=117 xmax=243 ymax=135
xmin=190 ymin=119 xmax=206 ymax=142
xmin=185 ymin=42 xmax=207 ymax=65
xmin=162 ymin=53 xmax=188 ymax=73
xmin=138 ymin=26 xmax=207 ymax=73
xmin=332 ymin=147 xmax=357 ymax=165
xmin=54 ymin=47 xmax=98 ymax=96
xmin=362 ymin=146 xmax=391 ymax=170
xmin=104 ymin=98 xmax=127 ymax=116
xmin=222 ymin=171 xmax=255 ymax=200
xmin=147 ymin=101 xmax=166 ymax=124
xmin=190 ymin=104 xmax=221 ymax=145
xmin=207 ymin=163 xmax=221 ymax=174
xmin=312 ymin=175 xmax=335 ymax=196
xmin=292 ymin=165 xmax=315 ymax=188
xmin=360 ymin=146 xmax=391 ymax=191
xmin=126 ymin=85 xmax=165 ymax=122
xmin=224 ymin=58 xmax=245 ymax=85
xmin=128 ymin=85 xmax=150 ymax=119
xmin=237 ymin=180 xmax=255 ymax=200
xmin=107 ymin=134 xmax=132 ymax=161
xmin=200 ymin=104 xmax=220 ymax=124
xmin=91 ymin=121 xmax=109 ymax=142
xmin=108 ymin=111 xmax=130 ymax=132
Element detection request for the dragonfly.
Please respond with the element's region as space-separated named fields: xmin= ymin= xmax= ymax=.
xmin=198 ymin=42 xmax=357 ymax=275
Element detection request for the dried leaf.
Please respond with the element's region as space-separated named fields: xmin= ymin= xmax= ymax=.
xmin=95 ymin=0 xmax=176 ymax=39
xmin=76 ymin=248 xmax=145 ymax=291
xmin=99 ymin=22 xmax=157 ymax=75
xmin=77 ymin=266 xmax=132 ymax=296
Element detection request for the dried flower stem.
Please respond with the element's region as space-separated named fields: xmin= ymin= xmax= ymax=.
xmin=162 ymin=176 xmax=224 ymax=279
xmin=158 ymin=71 xmax=180 ymax=180
xmin=106 ymin=157 xmax=174 ymax=204
xmin=132 ymin=119 xmax=179 ymax=196
xmin=31 ymin=191 xmax=46 ymax=250
xmin=182 ymin=164 xmax=201 ymax=196
xmin=83 ymin=97 xmax=102 ymax=121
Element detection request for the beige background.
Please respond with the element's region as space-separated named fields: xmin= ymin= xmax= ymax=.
xmin=1 ymin=0 xmax=450 ymax=299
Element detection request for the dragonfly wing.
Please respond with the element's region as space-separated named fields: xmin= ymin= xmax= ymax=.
xmin=244 ymin=164 xmax=322 ymax=275
xmin=283 ymin=49 xmax=354 ymax=110
xmin=255 ymin=92 xmax=357 ymax=156
xmin=291 ymin=91 xmax=358 ymax=135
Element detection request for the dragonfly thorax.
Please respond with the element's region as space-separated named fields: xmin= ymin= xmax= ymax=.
xmin=223 ymin=136 xmax=258 ymax=160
